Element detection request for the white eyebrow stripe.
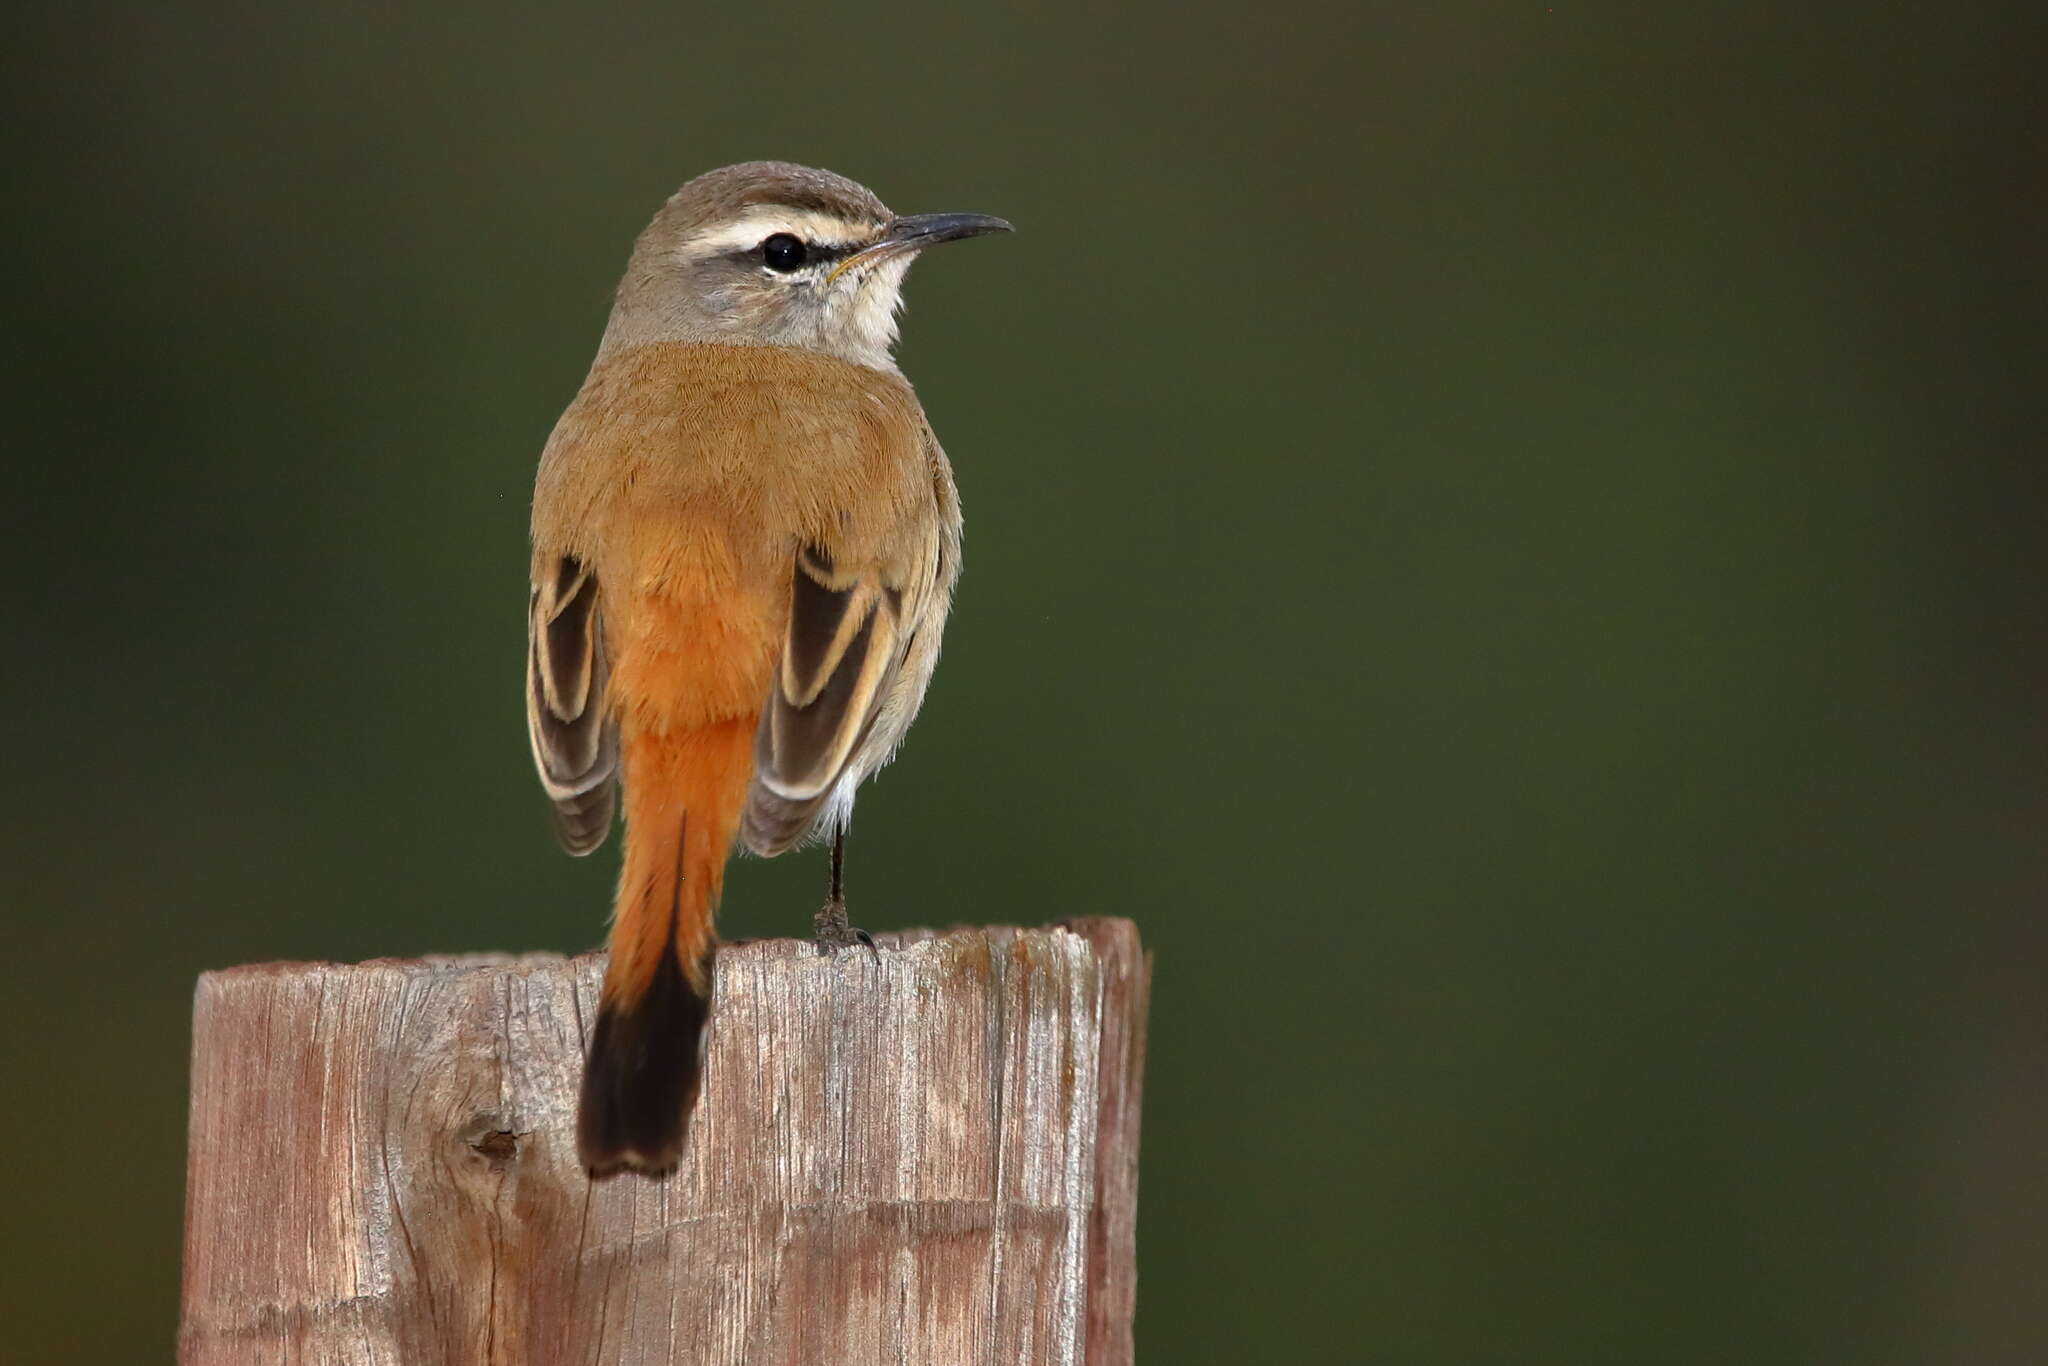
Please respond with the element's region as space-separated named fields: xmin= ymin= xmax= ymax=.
xmin=678 ymin=207 xmax=877 ymax=259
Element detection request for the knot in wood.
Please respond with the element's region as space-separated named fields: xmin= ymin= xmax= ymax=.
xmin=460 ymin=1117 xmax=523 ymax=1170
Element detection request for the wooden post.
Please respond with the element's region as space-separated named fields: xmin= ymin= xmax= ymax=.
xmin=179 ymin=919 xmax=1148 ymax=1365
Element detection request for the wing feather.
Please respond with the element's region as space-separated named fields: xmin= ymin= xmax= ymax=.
xmin=741 ymin=546 xmax=908 ymax=853
xmin=526 ymin=554 xmax=619 ymax=855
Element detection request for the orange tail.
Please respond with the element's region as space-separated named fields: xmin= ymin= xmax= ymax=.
xmin=577 ymin=716 xmax=754 ymax=1176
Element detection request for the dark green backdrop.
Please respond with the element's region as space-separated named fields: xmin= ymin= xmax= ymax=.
xmin=6 ymin=2 xmax=2041 ymax=1360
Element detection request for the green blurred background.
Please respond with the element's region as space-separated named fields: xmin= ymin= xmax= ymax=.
xmin=6 ymin=1 xmax=2041 ymax=1360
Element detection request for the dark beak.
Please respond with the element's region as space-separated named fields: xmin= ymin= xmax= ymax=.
xmin=882 ymin=212 xmax=1014 ymax=248
xmin=832 ymin=212 xmax=1011 ymax=279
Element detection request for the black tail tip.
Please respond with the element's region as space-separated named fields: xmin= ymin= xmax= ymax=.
xmin=577 ymin=953 xmax=712 ymax=1179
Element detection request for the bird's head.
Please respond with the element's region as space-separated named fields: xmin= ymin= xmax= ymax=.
xmin=601 ymin=161 xmax=1010 ymax=371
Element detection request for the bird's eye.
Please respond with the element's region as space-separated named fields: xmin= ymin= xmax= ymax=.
xmin=760 ymin=233 xmax=808 ymax=272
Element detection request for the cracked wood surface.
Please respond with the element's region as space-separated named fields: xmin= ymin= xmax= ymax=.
xmin=179 ymin=920 xmax=1148 ymax=1365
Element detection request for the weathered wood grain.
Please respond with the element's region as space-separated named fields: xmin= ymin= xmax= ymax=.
xmin=180 ymin=920 xmax=1148 ymax=1365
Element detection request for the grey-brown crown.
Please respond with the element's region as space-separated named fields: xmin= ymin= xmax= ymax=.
xmin=649 ymin=161 xmax=892 ymax=241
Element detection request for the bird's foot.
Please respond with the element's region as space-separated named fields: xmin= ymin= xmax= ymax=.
xmin=814 ymin=897 xmax=879 ymax=960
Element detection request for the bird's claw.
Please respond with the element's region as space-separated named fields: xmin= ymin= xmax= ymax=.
xmin=814 ymin=898 xmax=880 ymax=962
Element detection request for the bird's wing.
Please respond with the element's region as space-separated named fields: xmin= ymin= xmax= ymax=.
xmin=741 ymin=535 xmax=941 ymax=855
xmin=526 ymin=553 xmax=618 ymax=854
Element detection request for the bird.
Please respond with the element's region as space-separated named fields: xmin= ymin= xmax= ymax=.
xmin=525 ymin=161 xmax=1009 ymax=1177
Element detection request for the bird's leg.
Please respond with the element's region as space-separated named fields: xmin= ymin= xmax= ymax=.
xmin=814 ymin=825 xmax=877 ymax=958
